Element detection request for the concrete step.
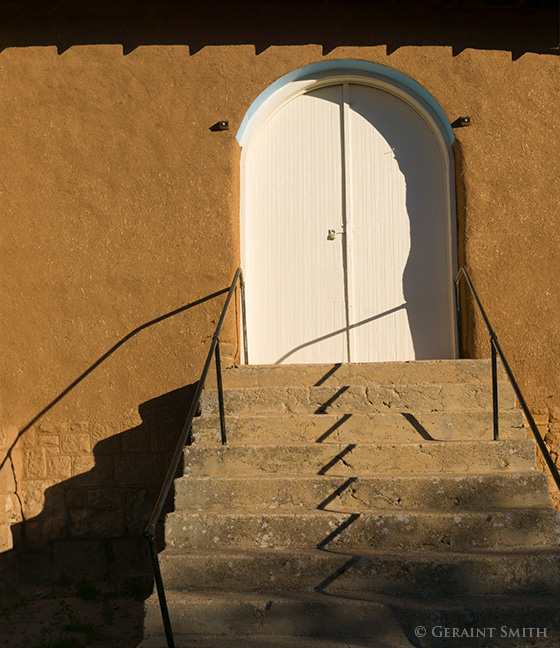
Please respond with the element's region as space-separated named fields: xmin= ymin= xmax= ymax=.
xmin=207 ymin=359 xmax=510 ymax=389
xmin=146 ymin=359 xmax=558 ymax=647
xmin=200 ymin=382 xmax=516 ymax=416
xmin=165 ymin=508 xmax=560 ymax=552
xmin=143 ymin=590 xmax=410 ymax=641
xmin=191 ymin=410 xmax=527 ymax=445
xmin=183 ymin=440 xmax=537 ymax=477
xmin=175 ymin=471 xmax=549 ymax=512
xmin=143 ymin=590 xmax=560 ymax=645
xmin=140 ymin=637 xmax=402 ymax=648
xmin=157 ymin=547 xmax=560 ymax=597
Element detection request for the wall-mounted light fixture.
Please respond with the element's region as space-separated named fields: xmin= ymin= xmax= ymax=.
xmin=452 ymin=116 xmax=471 ymax=128
xmin=210 ymin=121 xmax=229 ymax=132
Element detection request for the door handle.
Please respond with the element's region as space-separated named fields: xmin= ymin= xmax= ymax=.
xmin=327 ymin=229 xmax=344 ymax=240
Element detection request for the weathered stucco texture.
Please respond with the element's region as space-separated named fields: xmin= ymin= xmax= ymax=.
xmin=0 ymin=3 xmax=559 ymax=579
xmin=2 ymin=43 xmax=559 ymax=427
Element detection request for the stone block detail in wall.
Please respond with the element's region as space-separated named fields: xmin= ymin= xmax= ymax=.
xmin=126 ymin=489 xmax=153 ymax=536
xmin=61 ymin=433 xmax=92 ymax=454
xmin=18 ymin=480 xmax=58 ymax=519
xmin=46 ymin=455 xmax=72 ymax=479
xmin=530 ymin=408 xmax=560 ymax=510
xmin=91 ymin=423 xmax=121 ymax=453
xmin=122 ymin=426 xmax=151 ymax=453
xmin=71 ymin=454 xmax=97 ymax=479
xmin=86 ymin=488 xmax=126 ymax=509
xmin=51 ymin=539 xmax=108 ymax=580
xmin=547 ymin=408 xmax=560 ymax=512
xmin=23 ymin=447 xmax=47 ymax=479
xmin=546 ymin=407 xmax=560 ymax=456
xmin=0 ymin=460 xmax=16 ymax=493
xmin=0 ymin=493 xmax=21 ymax=526
xmin=23 ymin=520 xmax=59 ymax=552
xmin=69 ymin=509 xmax=127 ymax=539
xmin=1 ymin=427 xmax=23 ymax=557
xmin=2 ymin=392 xmax=188 ymax=581
xmin=109 ymin=536 xmax=150 ymax=573
xmin=114 ymin=453 xmax=163 ymax=487
xmin=0 ymin=524 xmax=14 ymax=554
xmin=1 ymin=385 xmax=195 ymax=579
xmin=39 ymin=435 xmax=60 ymax=448
xmin=150 ymin=420 xmax=181 ymax=453
xmin=17 ymin=427 xmax=38 ymax=448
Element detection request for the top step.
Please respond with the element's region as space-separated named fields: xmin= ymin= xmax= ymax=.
xmin=208 ymin=359 xmax=509 ymax=390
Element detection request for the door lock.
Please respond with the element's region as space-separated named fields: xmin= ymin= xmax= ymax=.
xmin=327 ymin=229 xmax=344 ymax=240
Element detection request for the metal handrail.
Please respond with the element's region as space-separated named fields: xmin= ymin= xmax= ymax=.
xmin=143 ymin=267 xmax=248 ymax=648
xmin=454 ymin=266 xmax=560 ymax=493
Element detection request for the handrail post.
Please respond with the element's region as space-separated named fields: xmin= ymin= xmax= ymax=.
xmin=146 ymin=532 xmax=175 ymax=648
xmin=240 ymin=274 xmax=249 ymax=365
xmin=214 ymin=338 xmax=227 ymax=445
xmin=455 ymin=266 xmax=560 ymax=493
xmin=491 ymin=338 xmax=499 ymax=441
xmin=454 ymin=273 xmax=463 ymax=358
xmin=144 ymin=267 xmax=245 ymax=647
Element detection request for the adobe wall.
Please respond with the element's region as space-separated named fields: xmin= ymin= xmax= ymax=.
xmin=1 ymin=3 xmax=559 ymax=579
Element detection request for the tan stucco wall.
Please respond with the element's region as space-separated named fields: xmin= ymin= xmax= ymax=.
xmin=0 ymin=17 xmax=559 ymax=577
xmin=2 ymin=43 xmax=559 ymax=426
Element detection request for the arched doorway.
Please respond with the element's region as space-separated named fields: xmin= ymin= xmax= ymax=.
xmin=238 ymin=62 xmax=457 ymax=365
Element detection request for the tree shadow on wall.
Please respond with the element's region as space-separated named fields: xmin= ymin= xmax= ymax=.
xmin=2 ymin=383 xmax=197 ymax=585
xmin=0 ymin=0 xmax=557 ymax=58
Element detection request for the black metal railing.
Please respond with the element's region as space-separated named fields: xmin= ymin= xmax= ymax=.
xmin=145 ymin=264 xmax=558 ymax=647
xmin=454 ymin=266 xmax=560 ymax=493
xmin=143 ymin=267 xmax=248 ymax=648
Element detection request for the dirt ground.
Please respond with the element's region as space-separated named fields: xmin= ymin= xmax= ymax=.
xmin=0 ymin=577 xmax=151 ymax=648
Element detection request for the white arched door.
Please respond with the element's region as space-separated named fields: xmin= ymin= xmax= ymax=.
xmin=242 ymin=81 xmax=456 ymax=364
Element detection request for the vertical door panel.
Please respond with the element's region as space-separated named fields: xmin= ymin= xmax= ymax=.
xmin=244 ymin=85 xmax=348 ymax=364
xmin=344 ymin=84 xmax=454 ymax=361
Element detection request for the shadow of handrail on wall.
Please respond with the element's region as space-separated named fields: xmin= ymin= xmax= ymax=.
xmin=275 ymin=304 xmax=407 ymax=364
xmin=1 ymin=286 xmax=233 ymax=585
xmin=0 ymin=287 xmax=229 ymax=477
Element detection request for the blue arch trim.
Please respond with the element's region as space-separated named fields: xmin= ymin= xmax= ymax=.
xmin=236 ymin=59 xmax=454 ymax=147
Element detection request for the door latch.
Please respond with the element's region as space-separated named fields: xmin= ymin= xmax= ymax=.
xmin=327 ymin=229 xmax=344 ymax=240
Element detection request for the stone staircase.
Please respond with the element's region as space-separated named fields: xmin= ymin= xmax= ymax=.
xmin=141 ymin=360 xmax=560 ymax=647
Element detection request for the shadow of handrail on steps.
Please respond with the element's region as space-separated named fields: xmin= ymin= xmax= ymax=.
xmin=400 ymin=414 xmax=435 ymax=441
